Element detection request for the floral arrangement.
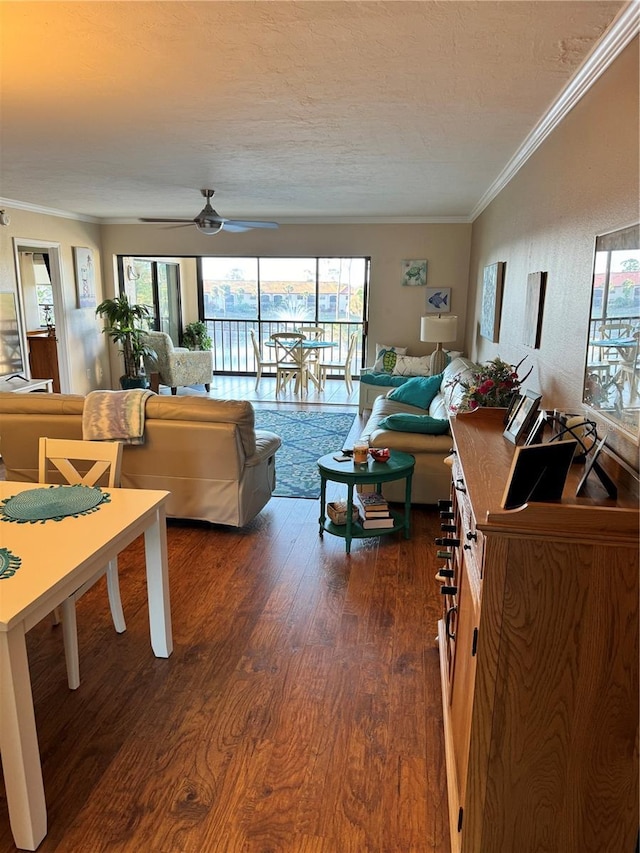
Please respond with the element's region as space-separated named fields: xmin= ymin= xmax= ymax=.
xmin=448 ymin=356 xmax=532 ymax=413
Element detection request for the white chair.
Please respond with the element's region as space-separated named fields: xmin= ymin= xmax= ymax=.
xmin=39 ymin=437 xmax=125 ymax=690
xmin=296 ymin=326 xmax=326 ymax=386
xmin=250 ymin=328 xmax=278 ymax=389
xmin=318 ymin=331 xmax=359 ymax=394
xmin=271 ymin=332 xmax=307 ymax=395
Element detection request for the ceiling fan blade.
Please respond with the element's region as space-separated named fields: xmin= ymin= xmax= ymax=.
xmin=221 ymin=222 xmax=252 ymax=233
xmin=224 ymin=219 xmax=279 ymax=230
xmin=139 ymin=217 xmax=194 ymax=224
xmin=139 ymin=193 xmax=279 ymax=234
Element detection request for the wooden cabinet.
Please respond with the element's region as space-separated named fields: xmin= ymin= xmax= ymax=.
xmin=27 ymin=330 xmax=60 ymax=392
xmin=439 ymin=408 xmax=638 ymax=853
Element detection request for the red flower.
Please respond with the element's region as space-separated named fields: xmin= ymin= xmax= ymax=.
xmin=478 ymin=379 xmax=495 ymax=395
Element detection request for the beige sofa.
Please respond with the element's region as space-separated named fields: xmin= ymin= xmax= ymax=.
xmin=360 ymin=357 xmax=478 ymax=504
xmin=0 ymin=392 xmax=281 ymax=527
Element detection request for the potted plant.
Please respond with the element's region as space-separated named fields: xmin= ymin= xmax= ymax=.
xmin=182 ymin=321 xmax=212 ymax=351
xmin=95 ymin=294 xmax=154 ymax=389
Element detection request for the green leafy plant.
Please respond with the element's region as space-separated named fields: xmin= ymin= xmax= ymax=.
xmin=448 ymin=356 xmax=532 ymax=413
xmin=95 ymin=294 xmax=154 ymax=381
xmin=183 ymin=321 xmax=212 ymax=351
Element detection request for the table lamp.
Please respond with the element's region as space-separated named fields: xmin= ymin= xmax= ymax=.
xmin=420 ymin=314 xmax=458 ymax=374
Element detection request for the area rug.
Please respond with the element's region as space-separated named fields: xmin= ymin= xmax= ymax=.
xmin=254 ymin=409 xmax=356 ymax=499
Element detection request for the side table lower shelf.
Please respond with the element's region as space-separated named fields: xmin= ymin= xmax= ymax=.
xmin=322 ymin=508 xmax=405 ymax=540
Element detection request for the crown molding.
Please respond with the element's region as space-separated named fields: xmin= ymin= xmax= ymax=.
xmin=469 ymin=0 xmax=640 ymax=222
xmin=0 ymin=196 xmax=100 ymax=223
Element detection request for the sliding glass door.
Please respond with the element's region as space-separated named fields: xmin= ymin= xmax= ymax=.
xmin=119 ymin=257 xmax=182 ymax=343
xmin=199 ymin=255 xmax=369 ymax=375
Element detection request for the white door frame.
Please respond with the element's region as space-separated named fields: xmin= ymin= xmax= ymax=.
xmin=12 ymin=238 xmax=71 ymax=393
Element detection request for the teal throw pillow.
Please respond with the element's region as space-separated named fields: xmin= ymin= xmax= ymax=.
xmin=378 ymin=413 xmax=450 ymax=434
xmin=387 ymin=373 xmax=443 ymax=409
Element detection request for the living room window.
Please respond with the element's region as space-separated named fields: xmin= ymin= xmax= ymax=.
xmin=199 ymin=255 xmax=369 ymax=374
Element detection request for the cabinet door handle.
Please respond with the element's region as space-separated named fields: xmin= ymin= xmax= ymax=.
xmin=445 ymin=605 xmax=457 ymax=640
xmin=455 ymin=478 xmax=466 ymax=493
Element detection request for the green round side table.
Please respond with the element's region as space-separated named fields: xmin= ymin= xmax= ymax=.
xmin=317 ymin=449 xmax=415 ymax=554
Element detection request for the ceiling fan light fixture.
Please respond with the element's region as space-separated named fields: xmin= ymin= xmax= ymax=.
xmin=196 ymin=221 xmax=224 ymax=236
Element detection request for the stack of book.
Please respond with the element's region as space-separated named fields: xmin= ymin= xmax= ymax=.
xmin=355 ymin=491 xmax=395 ymax=529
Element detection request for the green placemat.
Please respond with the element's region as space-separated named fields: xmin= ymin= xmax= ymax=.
xmin=0 ymin=547 xmax=21 ymax=579
xmin=0 ymin=485 xmax=110 ymax=524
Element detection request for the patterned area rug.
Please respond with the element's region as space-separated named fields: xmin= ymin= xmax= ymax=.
xmin=254 ymin=409 xmax=356 ymax=499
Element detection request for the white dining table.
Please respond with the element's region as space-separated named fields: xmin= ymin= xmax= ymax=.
xmin=0 ymin=481 xmax=172 ymax=851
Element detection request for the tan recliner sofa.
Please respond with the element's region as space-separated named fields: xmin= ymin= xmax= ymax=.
xmin=0 ymin=392 xmax=281 ymax=527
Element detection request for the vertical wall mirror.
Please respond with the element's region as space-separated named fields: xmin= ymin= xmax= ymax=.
xmin=583 ymin=223 xmax=640 ymax=440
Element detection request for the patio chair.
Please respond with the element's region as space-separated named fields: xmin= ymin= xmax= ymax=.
xmin=296 ymin=326 xmax=326 ymax=385
xmin=317 ymin=331 xmax=359 ymax=394
xmin=271 ymin=332 xmax=307 ymax=395
xmin=142 ymin=330 xmax=212 ymax=395
xmin=250 ymin=328 xmax=278 ymax=390
xmin=38 ymin=436 xmax=124 ymax=690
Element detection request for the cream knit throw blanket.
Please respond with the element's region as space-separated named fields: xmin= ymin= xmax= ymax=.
xmin=82 ymin=389 xmax=154 ymax=444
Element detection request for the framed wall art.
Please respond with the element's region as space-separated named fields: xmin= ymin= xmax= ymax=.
xmin=524 ymin=271 xmax=547 ymax=348
xmin=425 ymin=287 xmax=451 ymax=313
xmin=480 ymin=261 xmax=505 ymax=342
xmin=73 ymin=247 xmax=96 ymax=309
xmin=401 ymin=259 xmax=427 ymax=287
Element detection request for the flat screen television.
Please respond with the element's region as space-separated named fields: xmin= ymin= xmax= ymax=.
xmin=0 ymin=292 xmax=26 ymax=379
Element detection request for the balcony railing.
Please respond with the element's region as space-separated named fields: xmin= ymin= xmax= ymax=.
xmin=204 ymin=319 xmax=364 ymax=377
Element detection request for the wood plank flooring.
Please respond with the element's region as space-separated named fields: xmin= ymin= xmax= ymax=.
xmin=0 ymin=381 xmax=451 ymax=852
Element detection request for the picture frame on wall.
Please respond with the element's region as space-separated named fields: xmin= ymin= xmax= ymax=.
xmin=524 ymin=271 xmax=547 ymax=348
xmin=73 ymin=247 xmax=96 ymax=309
xmin=401 ymin=259 xmax=427 ymax=287
xmin=503 ymin=389 xmax=542 ymax=444
xmin=424 ymin=287 xmax=451 ymax=313
xmin=480 ymin=261 xmax=505 ymax=342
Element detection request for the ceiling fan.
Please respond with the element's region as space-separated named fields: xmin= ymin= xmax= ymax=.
xmin=139 ymin=189 xmax=279 ymax=235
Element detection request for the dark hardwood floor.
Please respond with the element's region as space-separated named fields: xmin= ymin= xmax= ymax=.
xmin=0 ymin=380 xmax=451 ymax=852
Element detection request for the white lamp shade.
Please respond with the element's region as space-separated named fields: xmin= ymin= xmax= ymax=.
xmin=420 ymin=314 xmax=458 ymax=343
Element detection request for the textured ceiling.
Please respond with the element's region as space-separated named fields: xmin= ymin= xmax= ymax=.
xmin=0 ymin=1 xmax=628 ymax=223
